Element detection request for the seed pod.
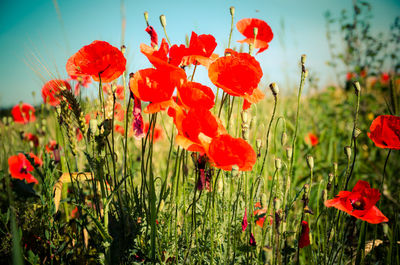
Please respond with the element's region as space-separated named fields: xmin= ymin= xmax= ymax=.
xmin=230 ymin=6 xmax=235 ymax=16
xmin=353 ymin=128 xmax=362 ymax=138
xmin=160 ymin=15 xmax=167 ymax=28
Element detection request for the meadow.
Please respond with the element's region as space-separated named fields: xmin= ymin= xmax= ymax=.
xmin=1 ymin=3 xmax=400 ymax=264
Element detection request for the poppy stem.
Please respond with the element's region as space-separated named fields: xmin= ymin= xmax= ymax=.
xmin=228 ymin=7 xmax=234 ymax=49
xmin=259 ymin=93 xmax=278 ymax=176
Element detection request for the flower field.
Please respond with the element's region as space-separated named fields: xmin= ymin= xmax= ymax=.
xmin=1 ymin=2 xmax=400 ymax=264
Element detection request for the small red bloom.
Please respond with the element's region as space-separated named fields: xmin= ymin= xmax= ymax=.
xmin=42 ymin=80 xmax=72 ymax=106
xmin=144 ymin=122 xmax=163 ymax=142
xmin=236 ymin=18 xmax=273 ymax=54
xmin=115 ymin=124 xmax=125 ymax=136
xmin=208 ymin=49 xmax=264 ymax=107
xmin=24 ymin=133 xmax=39 ymax=147
xmin=368 ymin=115 xmax=400 ymax=149
xmin=45 ymin=140 xmax=58 ymax=153
xmin=66 ymin=40 xmax=126 ymax=83
xmin=249 ymin=233 xmax=256 ymax=246
xmin=299 ymin=221 xmax=311 ymax=248
xmin=131 ymin=95 xmax=145 ymax=139
xmin=305 ymin=132 xmax=319 ymax=146
xmin=325 ymin=180 xmax=388 ymax=224
xmin=11 ymin=103 xmax=36 ymax=124
xmin=76 ymin=128 xmax=83 ymax=142
xmin=8 ymin=153 xmax=41 ymax=184
xmin=69 ymin=75 xmax=91 ymax=96
xmin=145 ymin=25 xmax=158 ymax=48
xmin=346 ymin=72 xmax=357 ymax=81
xmin=253 ymin=202 xmax=272 ymax=228
xmin=380 ymin=72 xmax=390 ymax=85
xmin=103 ymin=84 xmax=125 ymax=100
xmin=202 ymin=134 xmax=256 ymax=171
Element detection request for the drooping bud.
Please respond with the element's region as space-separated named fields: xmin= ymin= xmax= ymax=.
xmin=344 ymin=146 xmax=351 ymax=160
xmin=144 ymin=11 xmax=149 ymax=26
xmin=269 ymin=82 xmax=279 ymax=97
xmin=306 ymin=155 xmax=314 ymax=170
xmin=353 ymin=81 xmax=361 ymax=95
xmin=353 ymin=128 xmax=362 ymax=138
xmin=159 ymin=14 xmax=167 ymax=28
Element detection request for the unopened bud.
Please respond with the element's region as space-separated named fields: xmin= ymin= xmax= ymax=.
xmin=286 ymin=147 xmax=292 ymax=160
xmin=241 ymin=111 xmax=249 ymax=124
xmin=281 ymin=132 xmax=287 ymax=146
xmin=353 ymin=128 xmax=362 ymax=138
xmin=344 ymin=146 xmax=351 ymax=160
xmin=121 ymin=45 xmax=126 ymax=54
xmin=230 ymin=6 xmax=235 ymax=16
xmin=274 ymin=197 xmax=281 ymax=210
xmin=353 ymin=81 xmax=361 ymax=95
xmin=306 ymin=155 xmax=314 ymax=170
xmin=253 ymin=27 xmax=258 ymax=38
xmin=301 ymin=54 xmax=307 ymax=65
xmin=242 ymin=128 xmax=249 ymax=141
xmin=256 ymin=138 xmax=262 ymax=149
xmin=144 ymin=11 xmax=149 ymax=25
xmin=89 ymin=119 xmax=98 ymax=135
xmin=269 ymin=82 xmax=279 ymax=96
xmin=159 ymin=14 xmax=167 ymax=28
xmin=261 ymin=193 xmax=268 ymax=207
xmin=304 ymin=69 xmax=309 ymax=78
xmin=275 ymin=158 xmax=282 ymax=170
xmin=231 ymin=165 xmax=239 ymax=177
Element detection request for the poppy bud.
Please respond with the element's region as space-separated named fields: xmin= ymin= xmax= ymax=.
xmin=304 ymin=69 xmax=309 ymax=78
xmin=89 ymin=119 xmax=98 ymax=136
xmin=353 ymin=81 xmax=361 ymax=95
xmin=230 ymin=6 xmax=235 ymax=16
xmin=269 ymin=82 xmax=279 ymax=96
xmin=301 ymin=54 xmax=306 ymax=65
xmin=327 ymin=173 xmax=334 ymax=191
xmin=231 ymin=165 xmax=239 ymax=177
xmin=256 ymin=139 xmax=262 ymax=156
xmin=333 ymin=162 xmax=338 ymax=173
xmin=144 ymin=11 xmax=149 ymax=25
xmin=353 ymin=128 xmax=362 ymax=138
xmin=344 ymin=146 xmax=351 ymax=160
xmin=261 ymin=193 xmax=268 ymax=207
xmin=275 ymin=158 xmax=282 ymax=170
xmin=2 ymin=117 xmax=7 ymax=125
xmin=160 ymin=14 xmax=167 ymax=28
xmin=274 ymin=197 xmax=281 ymax=210
xmin=241 ymin=111 xmax=249 ymax=124
xmin=253 ymin=27 xmax=258 ymax=39
xmin=121 ymin=45 xmax=126 ymax=54
xmin=306 ymin=155 xmax=314 ymax=170
xmin=286 ymin=146 xmax=292 ymax=160
xmin=250 ymin=116 xmax=256 ymax=130
xmin=281 ymin=132 xmax=287 ymax=146
xmin=242 ymin=128 xmax=249 ymax=141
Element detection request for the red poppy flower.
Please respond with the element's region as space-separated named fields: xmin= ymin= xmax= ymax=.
xmin=141 ymin=38 xmax=184 ymax=70
xmin=368 ymin=115 xmax=400 ymax=149
xmin=66 ymin=40 xmax=126 ymax=83
xmin=253 ymin=202 xmax=273 ymax=228
xmin=129 ymin=67 xmax=186 ymax=113
xmin=177 ymin=81 xmax=215 ymax=110
xmin=8 ymin=153 xmax=41 ymax=184
xmin=305 ymin=132 xmax=319 ymax=146
xmin=380 ymin=72 xmax=390 ymax=85
xmin=45 ymin=140 xmax=58 ymax=153
xmin=76 ymin=128 xmax=83 ymax=142
xmin=69 ymin=74 xmax=91 ymax=96
xmin=200 ymin=134 xmax=256 ymax=171
xmin=208 ymin=49 xmax=264 ymax=107
xmin=113 ymin=102 xmax=125 ymax=122
xmin=299 ymin=221 xmax=311 ymax=248
xmin=144 ymin=122 xmax=163 ymax=142
xmin=23 ymin=133 xmax=39 ymax=147
xmin=236 ymin=18 xmax=273 ymax=54
xmin=145 ymin=25 xmax=158 ymax=48
xmin=11 ymin=103 xmax=36 ymax=124
xmin=180 ymin=32 xmax=218 ymax=68
xmin=115 ymin=124 xmax=125 ymax=136
xmin=346 ymin=72 xmax=357 ymax=81
xmin=42 ymin=80 xmax=72 ymax=106
xmin=169 ymin=106 xmax=226 ymax=152
xmin=249 ymin=233 xmax=256 ymax=246
xmin=325 ymin=180 xmax=388 ymax=224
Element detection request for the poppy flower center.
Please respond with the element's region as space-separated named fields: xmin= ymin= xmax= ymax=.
xmin=350 ymin=198 xmax=365 ymax=211
xmin=19 ymin=165 xmax=28 ymax=174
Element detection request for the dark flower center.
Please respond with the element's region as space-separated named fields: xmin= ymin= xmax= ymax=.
xmin=350 ymin=198 xmax=365 ymax=211
xmin=19 ymin=166 xmax=28 ymax=174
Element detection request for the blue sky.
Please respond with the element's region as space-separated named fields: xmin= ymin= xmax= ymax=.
xmin=0 ymin=0 xmax=399 ymax=107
